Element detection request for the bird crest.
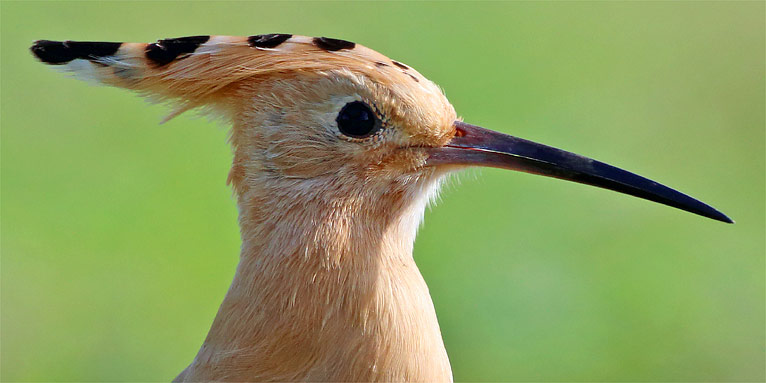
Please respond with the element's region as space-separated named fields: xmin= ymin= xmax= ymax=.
xmin=31 ymin=34 xmax=450 ymax=122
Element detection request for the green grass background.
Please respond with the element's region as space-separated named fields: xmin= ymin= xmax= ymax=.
xmin=2 ymin=1 xmax=763 ymax=381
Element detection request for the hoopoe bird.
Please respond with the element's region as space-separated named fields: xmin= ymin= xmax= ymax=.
xmin=30 ymin=34 xmax=732 ymax=382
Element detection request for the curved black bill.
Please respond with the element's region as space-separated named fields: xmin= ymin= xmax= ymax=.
xmin=427 ymin=121 xmax=733 ymax=223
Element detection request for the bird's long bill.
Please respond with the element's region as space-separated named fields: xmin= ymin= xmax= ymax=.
xmin=427 ymin=121 xmax=733 ymax=223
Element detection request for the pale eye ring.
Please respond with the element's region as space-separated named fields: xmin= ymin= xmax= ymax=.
xmin=336 ymin=101 xmax=382 ymax=138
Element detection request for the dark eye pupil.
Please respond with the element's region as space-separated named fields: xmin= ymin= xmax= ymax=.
xmin=337 ymin=101 xmax=379 ymax=138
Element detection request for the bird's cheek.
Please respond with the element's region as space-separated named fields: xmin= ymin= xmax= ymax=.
xmin=364 ymin=147 xmax=429 ymax=178
xmin=264 ymin=145 xmax=347 ymax=178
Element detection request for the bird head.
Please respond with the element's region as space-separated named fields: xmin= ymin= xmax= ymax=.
xmin=225 ymin=49 xmax=456 ymax=203
xmin=30 ymin=34 xmax=732 ymax=225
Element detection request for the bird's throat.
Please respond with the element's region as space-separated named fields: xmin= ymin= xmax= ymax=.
xmin=177 ymin=176 xmax=453 ymax=382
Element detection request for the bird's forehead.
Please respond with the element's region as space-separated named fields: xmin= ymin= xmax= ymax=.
xmin=234 ymin=34 xmax=456 ymax=143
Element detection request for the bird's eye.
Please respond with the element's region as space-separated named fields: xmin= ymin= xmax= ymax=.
xmin=336 ymin=101 xmax=381 ymax=138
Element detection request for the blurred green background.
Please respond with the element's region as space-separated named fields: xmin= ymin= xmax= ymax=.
xmin=2 ymin=1 xmax=763 ymax=381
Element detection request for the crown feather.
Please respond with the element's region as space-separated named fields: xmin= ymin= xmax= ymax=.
xmin=31 ymin=34 xmax=431 ymax=119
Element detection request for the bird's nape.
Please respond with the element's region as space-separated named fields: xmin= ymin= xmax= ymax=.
xmin=427 ymin=121 xmax=733 ymax=223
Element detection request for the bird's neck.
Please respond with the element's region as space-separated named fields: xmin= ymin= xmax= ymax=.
xmin=181 ymin=178 xmax=452 ymax=382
